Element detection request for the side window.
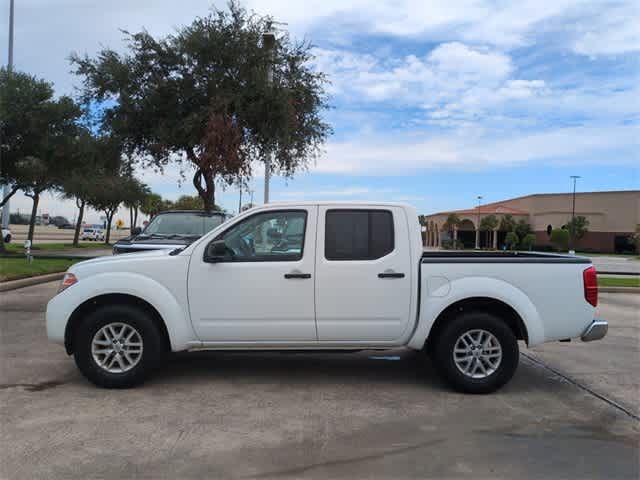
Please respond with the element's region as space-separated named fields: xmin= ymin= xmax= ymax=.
xmin=325 ymin=209 xmax=394 ymax=260
xmin=217 ymin=210 xmax=307 ymax=261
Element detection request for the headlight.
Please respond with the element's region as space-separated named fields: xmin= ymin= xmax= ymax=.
xmin=58 ymin=272 xmax=78 ymax=293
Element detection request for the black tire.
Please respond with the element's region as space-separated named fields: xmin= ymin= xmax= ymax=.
xmin=73 ymin=304 xmax=165 ymax=388
xmin=432 ymin=311 xmax=519 ymax=394
xmin=4 ymin=234 xmax=10 ymax=243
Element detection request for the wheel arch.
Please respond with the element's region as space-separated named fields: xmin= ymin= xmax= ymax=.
xmin=423 ymin=297 xmax=529 ymax=354
xmin=65 ymin=293 xmax=170 ymax=355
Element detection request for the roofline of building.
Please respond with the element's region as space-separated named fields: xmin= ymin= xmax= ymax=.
xmin=426 ymin=189 xmax=640 ymax=217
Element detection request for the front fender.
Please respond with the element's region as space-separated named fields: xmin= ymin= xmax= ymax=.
xmin=46 ymin=272 xmax=197 ymax=351
xmin=408 ymin=276 xmax=545 ymax=349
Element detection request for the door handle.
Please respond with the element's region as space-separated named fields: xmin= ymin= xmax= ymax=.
xmin=378 ymin=272 xmax=405 ymax=279
xmin=284 ymin=273 xmax=311 ymax=279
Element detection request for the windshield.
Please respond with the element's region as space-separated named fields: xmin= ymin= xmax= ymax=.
xmin=142 ymin=212 xmax=226 ymax=236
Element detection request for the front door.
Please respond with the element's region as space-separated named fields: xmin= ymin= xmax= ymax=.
xmin=315 ymin=206 xmax=412 ymax=342
xmin=188 ymin=207 xmax=317 ymax=343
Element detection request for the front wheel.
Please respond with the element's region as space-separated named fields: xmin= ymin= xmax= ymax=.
xmin=73 ymin=304 xmax=165 ymax=388
xmin=3 ymin=234 xmax=10 ymax=243
xmin=432 ymin=311 xmax=519 ymax=394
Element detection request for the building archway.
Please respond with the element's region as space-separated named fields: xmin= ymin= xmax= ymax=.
xmin=458 ymin=219 xmax=476 ymax=249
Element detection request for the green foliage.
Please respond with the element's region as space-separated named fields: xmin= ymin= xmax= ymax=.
xmin=445 ymin=214 xmax=461 ymax=230
xmin=521 ymin=233 xmax=536 ymax=251
xmin=514 ymin=219 xmax=532 ymax=241
xmin=629 ymin=225 xmax=640 ymax=254
xmin=505 ymin=232 xmax=520 ymax=250
xmin=550 ymin=228 xmax=570 ymax=252
xmin=140 ymin=193 xmax=168 ymax=218
xmin=171 ymin=195 xmax=205 ymax=210
xmin=9 ymin=213 xmax=29 ymax=225
xmin=71 ymin=1 xmax=330 ymax=211
xmin=566 ymin=215 xmax=589 ymax=240
xmin=479 ymin=214 xmax=498 ymax=231
xmin=499 ymin=214 xmax=516 ymax=233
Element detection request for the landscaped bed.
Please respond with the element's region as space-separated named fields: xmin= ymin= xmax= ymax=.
xmin=0 ymin=257 xmax=78 ymax=282
xmin=597 ymin=276 xmax=640 ymax=288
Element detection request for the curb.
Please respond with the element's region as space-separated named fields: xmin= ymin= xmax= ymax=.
xmin=599 ymin=286 xmax=639 ymax=294
xmin=0 ymin=272 xmax=64 ymax=292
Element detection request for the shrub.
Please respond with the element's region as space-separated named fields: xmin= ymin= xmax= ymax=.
xmin=505 ymin=232 xmax=520 ymax=250
xmin=521 ymin=233 xmax=536 ymax=251
xmin=550 ymin=228 xmax=570 ymax=252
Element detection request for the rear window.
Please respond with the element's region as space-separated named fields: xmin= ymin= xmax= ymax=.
xmin=325 ymin=209 xmax=394 ymax=260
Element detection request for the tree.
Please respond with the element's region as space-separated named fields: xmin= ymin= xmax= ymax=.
xmin=479 ymin=214 xmax=499 ymax=248
xmin=499 ymin=214 xmax=517 ymax=233
xmin=444 ymin=213 xmax=461 ymax=238
xmin=140 ymin=193 xmax=169 ymax=219
xmin=505 ymin=232 xmax=519 ymax=250
xmin=1 ymin=69 xmax=78 ymax=251
xmin=87 ymin=173 xmax=134 ymax=244
xmin=628 ymin=225 xmax=640 ymax=254
xmin=514 ymin=219 xmax=532 ymax=243
xmin=72 ymin=1 xmax=331 ymax=212
xmin=121 ymin=172 xmax=150 ymax=232
xmin=521 ymin=233 xmax=536 ymax=251
xmin=567 ymin=215 xmax=589 ymax=241
xmin=172 ymin=195 xmax=205 ymax=210
xmin=550 ymin=228 xmax=569 ymax=252
xmin=9 ymin=96 xmax=81 ymax=243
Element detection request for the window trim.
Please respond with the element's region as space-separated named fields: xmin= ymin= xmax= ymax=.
xmin=207 ymin=209 xmax=308 ymax=263
xmin=324 ymin=208 xmax=395 ymax=261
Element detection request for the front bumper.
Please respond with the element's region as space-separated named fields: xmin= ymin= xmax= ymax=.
xmin=581 ymin=319 xmax=608 ymax=342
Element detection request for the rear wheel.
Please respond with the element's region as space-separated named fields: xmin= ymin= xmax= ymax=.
xmin=73 ymin=304 xmax=165 ymax=388
xmin=3 ymin=234 xmax=10 ymax=243
xmin=432 ymin=311 xmax=519 ymax=394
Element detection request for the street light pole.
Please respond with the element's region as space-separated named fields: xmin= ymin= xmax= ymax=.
xmin=475 ymin=195 xmax=483 ymax=249
xmin=1 ymin=0 xmax=15 ymax=230
xmin=570 ymin=175 xmax=580 ymax=221
xmin=262 ymin=30 xmax=276 ymax=204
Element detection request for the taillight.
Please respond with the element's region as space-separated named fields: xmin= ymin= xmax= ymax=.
xmin=58 ymin=272 xmax=78 ymax=293
xmin=583 ymin=266 xmax=598 ymax=307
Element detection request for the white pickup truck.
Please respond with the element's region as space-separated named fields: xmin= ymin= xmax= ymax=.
xmin=46 ymin=202 xmax=606 ymax=393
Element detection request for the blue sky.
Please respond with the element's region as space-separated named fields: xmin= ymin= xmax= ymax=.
xmin=2 ymin=0 xmax=638 ymax=222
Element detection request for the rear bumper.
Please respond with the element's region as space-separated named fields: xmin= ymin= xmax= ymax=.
xmin=581 ymin=319 xmax=608 ymax=342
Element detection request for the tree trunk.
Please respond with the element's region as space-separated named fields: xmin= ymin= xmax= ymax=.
xmin=133 ymin=207 xmax=138 ymax=230
xmin=193 ymin=169 xmax=215 ymax=212
xmin=27 ymin=192 xmax=40 ymax=244
xmin=129 ymin=206 xmax=134 ymax=233
xmin=105 ymin=210 xmax=114 ymax=244
xmin=73 ymin=199 xmax=85 ymax=247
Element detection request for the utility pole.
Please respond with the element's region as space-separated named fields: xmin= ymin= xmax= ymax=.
xmin=238 ymin=184 xmax=242 ymax=214
xmin=262 ymin=30 xmax=276 ymax=204
xmin=475 ymin=195 xmax=483 ymax=249
xmin=1 ymin=0 xmax=15 ymax=230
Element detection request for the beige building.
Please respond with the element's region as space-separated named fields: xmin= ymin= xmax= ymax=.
xmin=422 ymin=190 xmax=640 ymax=253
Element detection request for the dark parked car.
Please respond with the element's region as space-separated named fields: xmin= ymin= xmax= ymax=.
xmin=113 ymin=210 xmax=229 ymax=255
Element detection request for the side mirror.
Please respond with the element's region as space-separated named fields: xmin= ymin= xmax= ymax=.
xmin=204 ymin=239 xmax=229 ymax=263
xmin=132 ymin=227 xmax=142 ymax=235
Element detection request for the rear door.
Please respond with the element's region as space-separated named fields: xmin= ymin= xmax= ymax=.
xmin=315 ymin=206 xmax=413 ymax=342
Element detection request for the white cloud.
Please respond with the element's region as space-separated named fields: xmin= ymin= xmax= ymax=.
xmin=313 ymin=124 xmax=640 ymax=175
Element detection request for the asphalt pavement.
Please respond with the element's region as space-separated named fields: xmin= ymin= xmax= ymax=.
xmin=1 ymin=283 xmax=638 ymax=479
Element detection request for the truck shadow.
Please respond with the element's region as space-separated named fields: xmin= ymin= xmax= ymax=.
xmin=148 ymin=350 xmax=548 ymax=394
xmin=154 ymin=349 xmax=442 ymax=388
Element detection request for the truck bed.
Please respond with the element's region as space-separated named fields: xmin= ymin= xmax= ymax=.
xmin=421 ymin=251 xmax=591 ymax=263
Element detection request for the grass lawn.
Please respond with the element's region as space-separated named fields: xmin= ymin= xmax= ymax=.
xmin=598 ymin=276 xmax=640 ymax=288
xmin=0 ymin=257 xmax=78 ymax=282
xmin=4 ymin=242 xmax=111 ymax=253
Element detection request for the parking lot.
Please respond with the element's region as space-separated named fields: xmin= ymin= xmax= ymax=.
xmin=1 ymin=283 xmax=638 ymax=479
